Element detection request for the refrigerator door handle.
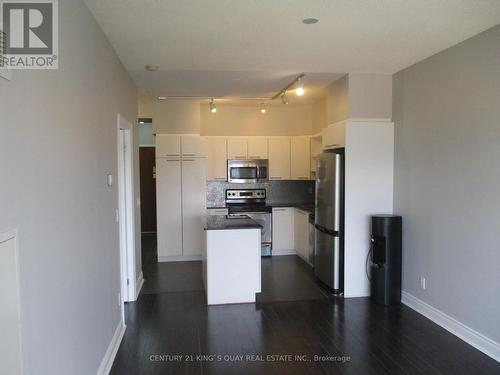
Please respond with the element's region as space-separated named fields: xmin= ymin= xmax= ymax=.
xmin=314 ymin=224 xmax=339 ymax=237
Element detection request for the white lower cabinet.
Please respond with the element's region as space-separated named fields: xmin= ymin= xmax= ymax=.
xmin=272 ymin=207 xmax=294 ymax=252
xmin=182 ymin=158 xmax=207 ymax=256
xmin=294 ymin=209 xmax=311 ymax=265
xmin=156 ymin=158 xmax=183 ymax=257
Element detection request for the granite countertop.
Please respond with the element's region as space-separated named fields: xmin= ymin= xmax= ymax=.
xmin=203 ymin=214 xmax=263 ymax=231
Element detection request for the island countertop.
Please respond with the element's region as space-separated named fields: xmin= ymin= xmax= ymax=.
xmin=203 ymin=214 xmax=263 ymax=231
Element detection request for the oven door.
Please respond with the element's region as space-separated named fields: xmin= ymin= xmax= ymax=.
xmin=228 ymin=161 xmax=258 ymax=183
xmin=245 ymin=212 xmax=272 ymax=243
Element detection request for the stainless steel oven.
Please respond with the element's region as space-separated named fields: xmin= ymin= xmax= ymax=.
xmin=227 ymin=159 xmax=268 ymax=183
xmin=226 ymin=189 xmax=273 ymax=256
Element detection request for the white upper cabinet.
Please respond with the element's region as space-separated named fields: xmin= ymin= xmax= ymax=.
xmin=206 ymin=137 xmax=227 ymax=181
xmin=291 ymin=136 xmax=311 ymax=180
xmin=268 ymin=137 xmax=291 ymax=180
xmin=181 ymin=135 xmax=207 ymax=158
xmin=156 ymin=135 xmax=181 ymax=158
xmin=322 ymin=121 xmax=346 ymax=150
xmin=227 ymin=137 xmax=248 ymax=159
xmin=247 ymin=137 xmax=268 ymax=159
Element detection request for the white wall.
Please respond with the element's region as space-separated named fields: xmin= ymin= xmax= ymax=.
xmin=201 ymin=104 xmax=312 ymax=136
xmin=312 ymin=98 xmax=327 ymax=134
xmin=153 ymin=99 xmax=200 ymax=134
xmin=0 ymin=0 xmax=138 ymax=374
xmin=393 ymin=24 xmax=500 ymax=346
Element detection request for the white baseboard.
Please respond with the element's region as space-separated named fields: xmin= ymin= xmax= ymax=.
xmin=96 ymin=320 xmax=126 ymax=375
xmin=402 ymin=291 xmax=500 ymax=363
xmin=272 ymin=249 xmax=296 ymax=256
xmin=135 ymin=271 xmax=144 ymax=300
xmin=344 ymin=292 xmax=370 ymax=298
xmin=158 ymin=255 xmax=202 ymax=262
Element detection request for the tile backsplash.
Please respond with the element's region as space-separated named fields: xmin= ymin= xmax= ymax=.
xmin=207 ymin=180 xmax=315 ymax=207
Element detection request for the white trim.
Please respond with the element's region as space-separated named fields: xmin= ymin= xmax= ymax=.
xmin=158 ymin=255 xmax=202 ymax=262
xmin=402 ymin=291 xmax=500 ymax=363
xmin=0 ymin=228 xmax=17 ymax=243
xmin=272 ymin=249 xmax=296 ymax=256
xmin=96 ymin=320 xmax=126 ymax=375
xmin=0 ymin=228 xmax=24 ymax=375
xmin=117 ymin=114 xmax=137 ymax=310
xmin=135 ymin=272 xmax=144 ymax=299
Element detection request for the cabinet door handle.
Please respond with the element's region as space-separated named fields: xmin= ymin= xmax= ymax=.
xmin=165 ymin=153 xmax=180 ymax=156
xmin=270 ymin=177 xmax=282 ymax=179
xmin=324 ymin=144 xmax=339 ymax=148
xmin=235 ymin=155 xmax=246 ymax=159
xmin=273 ymin=208 xmax=288 ymax=211
xmin=248 ymin=156 xmax=260 ymax=159
xmin=183 ymin=153 xmax=196 ymax=156
xmin=298 ymin=177 xmax=309 ymax=180
xmin=183 ymin=159 xmax=196 ymax=162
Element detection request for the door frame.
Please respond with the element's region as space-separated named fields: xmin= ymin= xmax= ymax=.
xmin=117 ymin=114 xmax=137 ymax=314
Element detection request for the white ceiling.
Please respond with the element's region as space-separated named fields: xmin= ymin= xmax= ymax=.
xmin=85 ymin=0 xmax=500 ymax=100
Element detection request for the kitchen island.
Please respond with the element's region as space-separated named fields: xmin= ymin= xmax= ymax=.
xmin=202 ymin=215 xmax=262 ymax=305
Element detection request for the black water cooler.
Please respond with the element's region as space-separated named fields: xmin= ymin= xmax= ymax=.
xmin=370 ymin=215 xmax=402 ymax=305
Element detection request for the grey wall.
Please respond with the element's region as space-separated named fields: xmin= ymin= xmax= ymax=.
xmin=393 ymin=25 xmax=500 ymax=344
xmin=0 ymin=0 xmax=139 ymax=374
xmin=325 ymin=73 xmax=392 ymax=125
xmin=326 ymin=75 xmax=350 ymax=124
xmin=349 ymin=73 xmax=392 ymax=119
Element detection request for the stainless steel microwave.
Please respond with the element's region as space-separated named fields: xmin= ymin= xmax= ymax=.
xmin=227 ymin=159 xmax=269 ymax=183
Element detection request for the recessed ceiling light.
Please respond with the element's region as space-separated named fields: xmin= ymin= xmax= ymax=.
xmin=260 ymin=103 xmax=267 ymax=114
xmin=157 ymin=96 xmax=167 ymax=100
xmin=302 ymin=18 xmax=319 ymax=25
xmin=145 ymin=65 xmax=159 ymax=71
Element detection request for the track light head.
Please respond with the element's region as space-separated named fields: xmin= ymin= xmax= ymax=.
xmin=209 ymin=98 xmax=217 ymax=113
xmin=281 ymin=92 xmax=289 ymax=105
xmin=295 ymin=77 xmax=304 ymax=96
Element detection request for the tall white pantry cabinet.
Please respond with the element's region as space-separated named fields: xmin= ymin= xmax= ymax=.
xmin=156 ymin=135 xmax=207 ymax=261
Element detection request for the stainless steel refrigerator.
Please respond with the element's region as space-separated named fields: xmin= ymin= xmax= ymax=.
xmin=314 ymin=149 xmax=344 ymax=293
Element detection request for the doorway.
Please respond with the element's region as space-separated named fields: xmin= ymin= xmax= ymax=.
xmin=138 ymin=118 xmax=157 ymax=266
xmin=117 ymin=114 xmax=137 ymax=315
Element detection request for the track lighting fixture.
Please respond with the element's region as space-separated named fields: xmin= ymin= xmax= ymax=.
xmin=209 ymin=98 xmax=217 ymax=113
xmin=295 ymin=77 xmax=304 ymax=96
xmin=260 ymin=103 xmax=267 ymax=114
xmin=281 ymin=92 xmax=289 ymax=105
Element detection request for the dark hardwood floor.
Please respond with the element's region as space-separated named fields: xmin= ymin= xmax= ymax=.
xmin=111 ymin=234 xmax=500 ymax=375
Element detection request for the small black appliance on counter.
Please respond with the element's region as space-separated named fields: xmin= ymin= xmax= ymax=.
xmin=369 ymin=215 xmax=402 ymax=305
